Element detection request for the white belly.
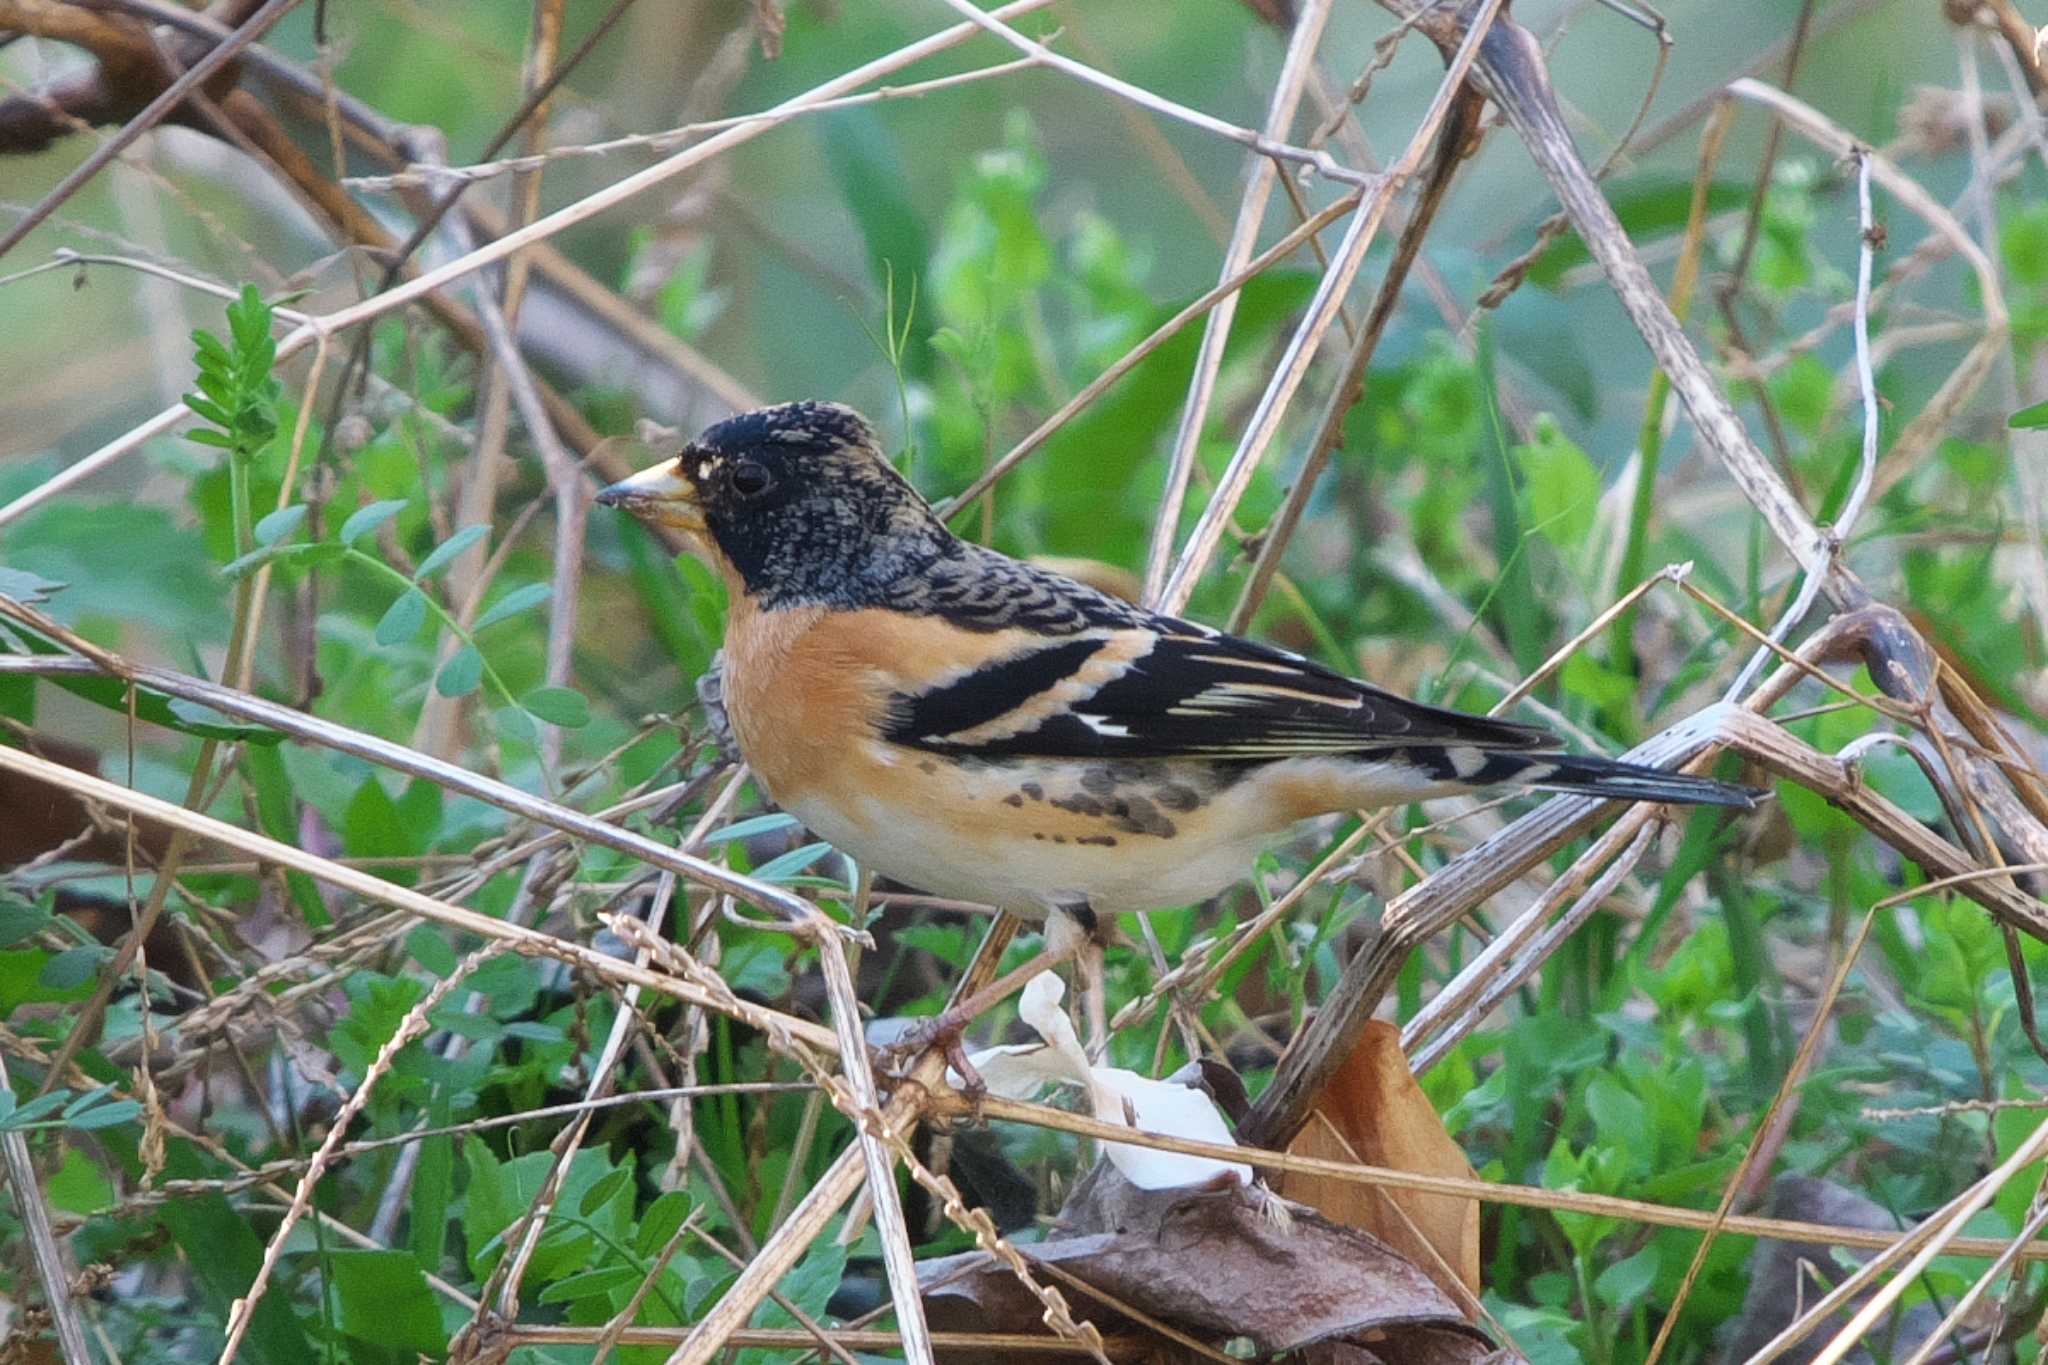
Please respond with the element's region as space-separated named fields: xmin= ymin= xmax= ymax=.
xmin=780 ymin=754 xmax=1274 ymax=918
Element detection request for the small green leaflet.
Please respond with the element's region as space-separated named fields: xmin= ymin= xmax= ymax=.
xmin=474 ymin=582 xmax=550 ymax=632
xmin=340 ymin=499 xmax=409 ymax=545
xmin=435 ymin=645 xmax=484 ymax=698
xmin=522 ymin=686 xmax=589 ymax=728
xmin=701 ymin=813 xmax=799 ymax=846
xmin=752 ymin=842 xmax=835 ymax=884
xmin=415 ymin=525 xmax=488 ymax=581
xmin=376 ymin=589 xmax=429 ymax=646
xmin=221 ymin=540 xmax=346 ymax=579
xmin=0 ymin=568 xmax=65 ymax=605
xmin=2009 ymin=400 xmax=2048 ymax=430
xmin=253 ymin=504 xmax=308 ymax=546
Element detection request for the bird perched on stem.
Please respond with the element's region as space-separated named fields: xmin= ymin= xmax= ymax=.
xmin=598 ymin=401 xmax=1757 ymax=1082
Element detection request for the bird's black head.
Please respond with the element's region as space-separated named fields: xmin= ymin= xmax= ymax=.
xmin=596 ymin=401 xmax=954 ymax=609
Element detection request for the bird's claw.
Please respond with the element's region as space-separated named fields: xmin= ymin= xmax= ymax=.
xmin=875 ymin=1010 xmax=989 ymax=1118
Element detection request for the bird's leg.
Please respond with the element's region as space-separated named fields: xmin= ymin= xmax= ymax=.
xmin=1078 ymin=931 xmax=1108 ymax=1062
xmin=1052 ymin=903 xmax=1112 ymax=1063
xmin=879 ymin=905 xmax=1099 ymax=1099
xmin=878 ymin=944 xmax=1077 ymax=1099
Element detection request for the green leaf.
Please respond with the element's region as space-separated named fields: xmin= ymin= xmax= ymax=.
xmin=521 ymin=685 xmax=589 ymax=728
xmin=0 ymin=568 xmax=65 ymax=606
xmin=2009 ymin=399 xmax=2048 ymax=430
xmin=407 ymin=924 xmax=457 ymax=976
xmin=375 ymin=588 xmax=429 ymax=646
xmin=538 ymin=1264 xmax=645 ymax=1306
xmin=39 ymin=946 xmax=107 ymax=991
xmin=701 ymin=813 xmax=799 ymax=846
xmin=46 ymin=1149 xmax=111 ymax=1215
xmin=0 ymin=896 xmax=52 ymax=948
xmin=435 ymin=644 xmax=484 ymax=698
xmin=158 ymin=1181 xmax=315 ymax=1361
xmin=330 ymin=1249 xmax=447 ymax=1353
xmin=2004 ymin=199 xmax=2048 ymax=285
xmin=1594 ymin=1244 xmax=1659 ymax=1307
xmin=752 ymin=842 xmax=835 ymax=884
xmin=1515 ymin=416 xmax=1601 ymax=551
xmin=579 ymin=1166 xmax=632 ymax=1217
xmin=339 ymin=498 xmax=409 ymax=545
xmin=1522 ymin=178 xmax=1750 ymax=288
xmin=183 ymin=392 xmax=231 ymax=424
xmin=253 ymin=504 xmax=307 ymax=546
xmin=1584 ymin=1073 xmax=1650 ymax=1159
xmin=64 ymin=1099 xmax=141 ymax=1131
xmin=824 ymin=112 xmax=931 ymax=352
xmin=219 ymin=545 xmax=279 ymax=578
xmin=411 ymin=1092 xmax=454 ymax=1276
xmin=0 ymin=620 xmax=282 ymax=742
xmin=473 ymin=582 xmax=550 ymax=632
xmin=635 ymin=1191 xmax=695 ymax=1257
xmin=0 ymin=1092 xmax=68 ymax=1129
xmin=222 ymin=539 xmax=346 ymax=579
xmin=60 ymin=1083 xmax=116 ymax=1118
xmin=414 ymin=524 xmax=488 ymax=581
xmin=741 ymin=1238 xmax=847 ymax=1365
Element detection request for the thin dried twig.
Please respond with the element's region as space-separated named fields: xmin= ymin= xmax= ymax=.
xmin=345 ymin=56 xmax=1047 ymax=191
xmin=0 ymin=0 xmax=1061 ymax=533
xmin=0 ymin=0 xmax=303 ymax=260
xmin=1406 ymin=820 xmax=1657 ymax=1072
xmin=0 ymin=1051 xmax=92 ymax=1363
xmin=1156 ymin=0 xmax=1507 ymax=613
xmin=1720 ymin=143 xmax=1897 ymax=699
xmin=939 ymin=190 xmax=1362 ymax=516
xmin=0 ymin=608 xmax=821 ymax=925
xmin=0 ymin=738 xmax=843 ymax=1052
xmin=1141 ymin=0 xmax=1337 ymax=604
xmin=220 ymin=944 xmax=505 ymax=1365
xmin=1726 ymin=77 xmax=2010 ymax=498
xmin=929 ymin=0 xmax=1373 ymax=189
xmin=1646 ymin=905 xmax=1883 ymax=1365
xmin=929 ymin=1091 xmax=2048 ymax=1264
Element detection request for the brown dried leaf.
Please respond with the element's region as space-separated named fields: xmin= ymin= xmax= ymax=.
xmin=1275 ymin=1020 xmax=1481 ymax=1308
xmin=920 ymin=1171 xmax=1492 ymax=1362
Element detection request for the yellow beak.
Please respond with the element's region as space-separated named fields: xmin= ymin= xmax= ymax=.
xmin=595 ymin=458 xmax=705 ymax=532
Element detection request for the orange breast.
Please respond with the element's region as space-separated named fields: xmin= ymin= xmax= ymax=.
xmin=720 ymin=602 xmax=1047 ymax=805
xmin=722 ymin=600 xmax=861 ymax=804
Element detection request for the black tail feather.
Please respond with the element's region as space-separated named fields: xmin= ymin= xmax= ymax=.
xmin=1518 ymin=752 xmax=1761 ymax=809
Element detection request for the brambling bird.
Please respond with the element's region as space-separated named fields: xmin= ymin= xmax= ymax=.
xmin=598 ymin=401 xmax=1757 ymax=1074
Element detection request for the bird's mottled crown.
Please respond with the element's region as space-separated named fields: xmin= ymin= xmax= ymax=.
xmin=671 ymin=401 xmax=953 ymax=609
xmin=692 ymin=400 xmax=878 ymax=459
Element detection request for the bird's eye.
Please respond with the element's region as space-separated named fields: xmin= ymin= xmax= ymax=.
xmin=729 ymin=459 xmax=773 ymax=499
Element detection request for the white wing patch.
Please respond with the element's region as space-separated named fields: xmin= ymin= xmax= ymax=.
xmin=922 ymin=629 xmax=1155 ymax=746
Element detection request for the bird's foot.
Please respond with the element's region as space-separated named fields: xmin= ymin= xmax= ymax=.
xmin=877 ymin=1008 xmax=988 ymax=1112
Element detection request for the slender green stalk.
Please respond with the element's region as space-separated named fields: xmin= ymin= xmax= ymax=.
xmin=344 ymin=548 xmax=523 ymax=712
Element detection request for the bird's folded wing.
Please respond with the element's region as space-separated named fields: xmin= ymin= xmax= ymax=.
xmin=879 ymin=621 xmax=1555 ymax=761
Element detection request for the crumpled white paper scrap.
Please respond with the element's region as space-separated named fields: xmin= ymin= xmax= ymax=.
xmin=960 ymin=972 xmax=1252 ymax=1191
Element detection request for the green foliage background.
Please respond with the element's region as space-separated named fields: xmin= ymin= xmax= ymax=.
xmin=3 ymin=1 xmax=2047 ymax=1362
